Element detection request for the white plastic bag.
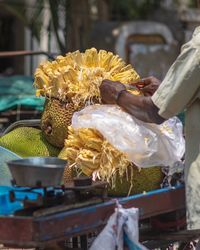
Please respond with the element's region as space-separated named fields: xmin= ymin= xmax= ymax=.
xmin=72 ymin=104 xmax=185 ymax=168
xmin=89 ymin=204 xmax=147 ymax=250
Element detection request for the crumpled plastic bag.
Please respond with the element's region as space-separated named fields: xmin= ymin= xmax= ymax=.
xmin=72 ymin=104 xmax=185 ymax=168
xmin=89 ymin=204 xmax=147 ymax=250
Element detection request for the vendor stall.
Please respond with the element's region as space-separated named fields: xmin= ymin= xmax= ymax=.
xmin=0 ymin=183 xmax=188 ymax=250
xmin=0 ymin=48 xmax=191 ymax=249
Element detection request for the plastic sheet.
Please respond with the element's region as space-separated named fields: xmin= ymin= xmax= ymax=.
xmin=0 ymin=76 xmax=44 ymax=111
xmin=0 ymin=146 xmax=21 ymax=186
xmin=72 ymin=105 xmax=185 ymax=168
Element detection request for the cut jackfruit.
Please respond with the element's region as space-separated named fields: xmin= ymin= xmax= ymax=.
xmin=34 ymin=48 xmax=163 ymax=196
xmin=59 ymin=127 xmax=164 ymax=196
xmin=34 ymin=48 xmax=140 ymax=106
xmin=35 ymin=48 xmax=140 ymax=147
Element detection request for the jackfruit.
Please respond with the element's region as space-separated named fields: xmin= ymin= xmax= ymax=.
xmin=34 ymin=48 xmax=140 ymax=147
xmin=107 ymin=165 xmax=163 ymax=196
xmin=59 ymin=127 xmax=164 ymax=196
xmin=0 ymin=127 xmax=60 ymax=158
xmin=33 ymin=48 xmax=163 ymax=196
xmin=34 ymin=48 xmax=140 ymax=106
xmin=41 ymin=98 xmax=84 ymax=148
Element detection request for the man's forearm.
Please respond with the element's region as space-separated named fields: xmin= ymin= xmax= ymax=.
xmin=117 ymin=90 xmax=165 ymax=124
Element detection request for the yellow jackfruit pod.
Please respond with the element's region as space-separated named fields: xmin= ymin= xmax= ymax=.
xmin=76 ymin=149 xmax=100 ymax=170
xmin=33 ymin=48 xmax=140 ymax=106
xmin=59 ymin=147 xmax=79 ymax=162
xmin=80 ymin=166 xmax=93 ymax=176
xmin=34 ymin=70 xmax=49 ymax=89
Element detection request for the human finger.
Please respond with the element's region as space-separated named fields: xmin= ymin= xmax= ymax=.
xmin=138 ymin=76 xmax=160 ymax=86
xmin=141 ymin=84 xmax=158 ymax=96
xmin=130 ymin=79 xmax=145 ymax=87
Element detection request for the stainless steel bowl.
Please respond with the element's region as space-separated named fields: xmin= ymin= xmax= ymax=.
xmin=7 ymin=157 xmax=67 ymax=187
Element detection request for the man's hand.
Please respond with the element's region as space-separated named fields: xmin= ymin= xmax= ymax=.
xmin=100 ymin=78 xmax=165 ymax=124
xmin=100 ymin=79 xmax=126 ymax=104
xmin=133 ymin=76 xmax=161 ymax=96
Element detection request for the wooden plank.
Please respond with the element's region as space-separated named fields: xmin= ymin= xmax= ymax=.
xmin=34 ymin=186 xmax=185 ymax=242
xmin=34 ymin=201 xmax=116 ymax=242
xmin=0 ymin=217 xmax=35 ymax=246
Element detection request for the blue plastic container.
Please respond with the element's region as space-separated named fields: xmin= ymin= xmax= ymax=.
xmin=0 ymin=186 xmax=22 ymax=215
xmin=0 ymin=186 xmax=44 ymax=215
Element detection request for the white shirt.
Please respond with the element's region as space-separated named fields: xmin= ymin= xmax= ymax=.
xmin=152 ymin=26 xmax=200 ymax=230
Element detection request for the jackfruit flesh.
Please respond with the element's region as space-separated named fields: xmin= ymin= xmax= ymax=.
xmin=33 ymin=48 xmax=163 ymax=195
xmin=35 ymin=48 xmax=140 ymax=147
xmin=0 ymin=127 xmax=60 ymax=158
xmin=59 ymin=126 xmax=164 ymax=196
xmin=34 ymin=48 xmax=140 ymax=107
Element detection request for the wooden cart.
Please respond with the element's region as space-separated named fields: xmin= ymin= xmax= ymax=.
xmin=0 ymin=184 xmax=198 ymax=250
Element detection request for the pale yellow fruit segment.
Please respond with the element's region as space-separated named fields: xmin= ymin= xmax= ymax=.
xmin=59 ymin=126 xmax=130 ymax=185
xmin=33 ymin=48 xmax=140 ymax=106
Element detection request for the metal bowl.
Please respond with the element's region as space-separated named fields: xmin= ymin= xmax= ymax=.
xmin=7 ymin=157 xmax=67 ymax=187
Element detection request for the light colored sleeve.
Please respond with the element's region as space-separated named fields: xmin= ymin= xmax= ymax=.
xmin=151 ymin=32 xmax=200 ymax=119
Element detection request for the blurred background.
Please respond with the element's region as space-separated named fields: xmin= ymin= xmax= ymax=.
xmin=0 ymin=0 xmax=199 ymax=77
xmin=0 ymin=0 xmax=199 ymax=131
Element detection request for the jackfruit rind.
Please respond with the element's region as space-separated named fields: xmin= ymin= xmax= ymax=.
xmin=0 ymin=127 xmax=60 ymax=157
xmin=34 ymin=48 xmax=140 ymax=106
xmin=41 ymin=97 xmax=84 ymax=148
xmin=107 ymin=165 xmax=163 ymax=196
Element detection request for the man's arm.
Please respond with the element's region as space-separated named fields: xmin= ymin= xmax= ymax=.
xmin=117 ymin=90 xmax=165 ymax=124
xmin=101 ymin=27 xmax=200 ymax=123
xmin=100 ymin=79 xmax=165 ymax=124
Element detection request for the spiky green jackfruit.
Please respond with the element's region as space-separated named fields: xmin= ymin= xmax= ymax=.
xmin=0 ymin=127 xmax=60 ymax=158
